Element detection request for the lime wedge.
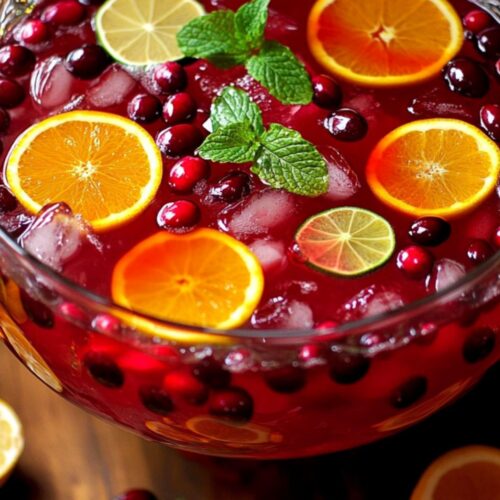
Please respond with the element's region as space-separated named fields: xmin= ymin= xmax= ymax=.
xmin=295 ymin=207 xmax=396 ymax=277
xmin=95 ymin=0 xmax=205 ymax=66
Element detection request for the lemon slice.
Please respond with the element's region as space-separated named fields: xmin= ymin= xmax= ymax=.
xmin=0 ymin=400 xmax=24 ymax=486
xmin=295 ymin=207 xmax=396 ymax=277
xmin=95 ymin=0 xmax=205 ymax=65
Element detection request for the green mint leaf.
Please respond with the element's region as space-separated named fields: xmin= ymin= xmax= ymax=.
xmin=198 ymin=122 xmax=260 ymax=163
xmin=253 ymin=124 xmax=328 ymax=196
xmin=177 ymin=10 xmax=250 ymax=68
xmin=211 ymin=87 xmax=264 ymax=135
xmin=246 ymin=41 xmax=313 ymax=105
xmin=235 ymin=0 xmax=270 ymax=49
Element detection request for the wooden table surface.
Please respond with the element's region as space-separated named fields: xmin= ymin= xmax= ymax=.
xmin=0 ymin=343 xmax=499 ymax=500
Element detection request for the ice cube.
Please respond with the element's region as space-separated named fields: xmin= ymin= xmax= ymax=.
xmin=30 ymin=56 xmax=78 ymax=109
xmin=251 ymin=296 xmax=314 ymax=329
xmin=408 ymin=90 xmax=475 ymax=120
xmin=86 ymin=65 xmax=137 ymax=108
xmin=223 ymin=190 xmax=295 ymax=238
xmin=320 ymin=146 xmax=361 ymax=201
xmin=281 ymin=301 xmax=314 ymax=329
xmin=344 ymin=93 xmax=381 ymax=123
xmin=249 ymin=239 xmax=286 ymax=273
xmin=427 ymin=259 xmax=466 ymax=293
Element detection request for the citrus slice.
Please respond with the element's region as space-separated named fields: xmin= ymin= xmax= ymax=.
xmin=308 ymin=0 xmax=463 ymax=87
xmin=295 ymin=207 xmax=395 ymax=277
xmin=411 ymin=445 xmax=500 ymax=500
xmin=5 ymin=111 xmax=162 ymax=232
xmin=0 ymin=400 xmax=24 ymax=486
xmin=95 ymin=0 xmax=205 ymax=65
xmin=112 ymin=229 xmax=264 ymax=330
xmin=366 ymin=119 xmax=500 ymax=218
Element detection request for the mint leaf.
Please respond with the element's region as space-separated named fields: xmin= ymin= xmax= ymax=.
xmin=253 ymin=124 xmax=328 ymax=196
xmin=177 ymin=10 xmax=250 ymax=68
xmin=246 ymin=41 xmax=313 ymax=105
xmin=198 ymin=122 xmax=259 ymax=163
xmin=235 ymin=0 xmax=270 ymax=50
xmin=211 ymin=87 xmax=264 ymax=135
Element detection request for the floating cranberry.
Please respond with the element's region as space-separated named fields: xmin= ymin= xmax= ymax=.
xmin=17 ymin=20 xmax=50 ymax=45
xmin=57 ymin=301 xmax=87 ymax=324
xmin=391 ymin=376 xmax=427 ymax=409
xmin=157 ymin=200 xmax=200 ymax=230
xmin=163 ymin=370 xmax=208 ymax=404
xmin=84 ymin=352 xmax=124 ymax=388
xmin=443 ymin=58 xmax=489 ymax=97
xmin=156 ymin=124 xmax=202 ymax=157
xmin=397 ymin=245 xmax=433 ymax=279
xmin=315 ymin=320 xmax=339 ymax=331
xmin=494 ymin=226 xmax=500 ymax=248
xmin=467 ymin=239 xmax=494 ymax=265
xmin=312 ymin=74 xmax=342 ymax=108
xmin=0 ymin=186 xmax=17 ymax=212
xmin=20 ymin=291 xmax=54 ymax=328
xmin=168 ymin=156 xmax=210 ymax=193
xmin=298 ymin=344 xmax=325 ymax=363
xmin=408 ymin=217 xmax=451 ymax=246
xmin=113 ymin=489 xmax=157 ymax=500
xmin=209 ymin=387 xmax=253 ymax=421
xmin=92 ymin=313 xmax=121 ymax=334
xmin=324 ymin=108 xmax=367 ymax=141
xmin=65 ymin=44 xmax=111 ymax=79
xmin=192 ymin=357 xmax=231 ymax=388
xmin=476 ymin=27 xmax=500 ymax=58
xmin=139 ymin=386 xmax=173 ymax=415
xmin=0 ymin=78 xmax=25 ymax=108
xmin=163 ymin=92 xmax=196 ymax=125
xmin=127 ymin=94 xmax=161 ymax=123
xmin=480 ymin=104 xmax=500 ymax=142
xmin=463 ymin=327 xmax=496 ymax=363
xmin=463 ymin=10 xmax=492 ymax=33
xmin=41 ymin=1 xmax=85 ymax=26
xmin=209 ymin=171 xmax=250 ymax=202
xmin=264 ymin=365 xmax=306 ymax=394
xmin=0 ymin=107 xmax=10 ymax=133
xmin=329 ymin=352 xmax=370 ymax=384
xmin=153 ymin=62 xmax=187 ymax=94
xmin=119 ymin=351 xmax=166 ymax=375
xmin=0 ymin=44 xmax=35 ymax=77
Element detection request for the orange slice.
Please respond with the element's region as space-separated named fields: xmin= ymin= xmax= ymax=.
xmin=411 ymin=445 xmax=500 ymax=500
xmin=5 ymin=111 xmax=162 ymax=231
xmin=111 ymin=229 xmax=264 ymax=330
xmin=308 ymin=0 xmax=463 ymax=87
xmin=0 ymin=400 xmax=24 ymax=486
xmin=366 ymin=119 xmax=500 ymax=218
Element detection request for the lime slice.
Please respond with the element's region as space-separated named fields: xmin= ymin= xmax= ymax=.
xmin=95 ymin=0 xmax=205 ymax=66
xmin=295 ymin=207 xmax=396 ymax=277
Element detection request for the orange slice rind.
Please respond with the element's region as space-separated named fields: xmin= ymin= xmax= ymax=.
xmin=0 ymin=400 xmax=24 ymax=486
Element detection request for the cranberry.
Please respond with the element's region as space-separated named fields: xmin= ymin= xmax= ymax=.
xmin=127 ymin=94 xmax=161 ymax=123
xmin=0 ymin=44 xmax=35 ymax=77
xmin=192 ymin=357 xmax=231 ymax=388
xmin=494 ymin=226 xmax=500 ymax=248
xmin=118 ymin=351 xmax=166 ymax=375
xmin=41 ymin=1 xmax=85 ymax=26
xmin=264 ymin=365 xmax=306 ymax=393
xmin=209 ymin=387 xmax=253 ymax=421
xmin=156 ymin=124 xmax=202 ymax=157
xmin=65 ymin=44 xmax=111 ymax=79
xmin=163 ymin=92 xmax=196 ymax=125
xmin=84 ymin=352 xmax=125 ymax=388
xmin=463 ymin=327 xmax=496 ymax=363
xmin=20 ymin=291 xmax=54 ymax=328
xmin=397 ymin=245 xmax=433 ymax=279
xmin=463 ymin=10 xmax=492 ymax=33
xmin=92 ymin=313 xmax=121 ymax=334
xmin=113 ymin=489 xmax=157 ymax=500
xmin=312 ymin=74 xmax=342 ymax=108
xmin=476 ymin=27 xmax=500 ymax=58
xmin=391 ymin=376 xmax=427 ymax=409
xmin=329 ymin=352 xmax=370 ymax=384
xmin=209 ymin=171 xmax=250 ymax=202
xmin=0 ymin=107 xmax=10 ymax=133
xmin=0 ymin=186 xmax=17 ymax=212
xmin=157 ymin=200 xmax=200 ymax=230
xmin=163 ymin=370 xmax=208 ymax=404
xmin=479 ymin=104 xmax=500 ymax=142
xmin=408 ymin=217 xmax=451 ymax=246
xmin=298 ymin=344 xmax=325 ymax=363
xmin=315 ymin=320 xmax=339 ymax=330
xmin=139 ymin=386 xmax=173 ymax=415
xmin=17 ymin=20 xmax=50 ymax=45
xmin=443 ymin=58 xmax=489 ymax=97
xmin=324 ymin=108 xmax=367 ymax=141
xmin=467 ymin=239 xmax=494 ymax=265
xmin=0 ymin=78 xmax=25 ymax=108
xmin=153 ymin=62 xmax=187 ymax=94
xmin=57 ymin=301 xmax=87 ymax=324
xmin=168 ymin=156 xmax=210 ymax=193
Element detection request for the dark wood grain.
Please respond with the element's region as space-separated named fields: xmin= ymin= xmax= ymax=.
xmin=0 ymin=343 xmax=499 ymax=500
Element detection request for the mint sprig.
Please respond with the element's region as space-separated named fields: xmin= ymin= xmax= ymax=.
xmin=198 ymin=88 xmax=328 ymax=197
xmin=177 ymin=0 xmax=312 ymax=105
